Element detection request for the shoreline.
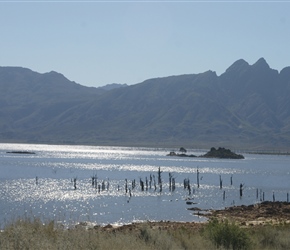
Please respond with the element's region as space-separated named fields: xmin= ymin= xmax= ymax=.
xmin=2 ymin=202 xmax=290 ymax=249
xmin=76 ymin=201 xmax=290 ymax=232
xmin=204 ymin=201 xmax=290 ymax=226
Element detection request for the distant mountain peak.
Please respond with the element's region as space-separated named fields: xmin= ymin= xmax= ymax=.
xmin=252 ymin=57 xmax=270 ymax=69
xmin=225 ymin=59 xmax=249 ymax=73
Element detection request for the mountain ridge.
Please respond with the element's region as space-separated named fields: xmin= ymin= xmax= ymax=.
xmin=0 ymin=58 xmax=290 ymax=150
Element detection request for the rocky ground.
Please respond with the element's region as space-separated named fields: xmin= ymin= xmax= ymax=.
xmin=84 ymin=201 xmax=290 ymax=232
xmin=204 ymin=201 xmax=290 ymax=227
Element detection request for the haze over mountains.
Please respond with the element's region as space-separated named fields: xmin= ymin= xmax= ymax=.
xmin=1 ymin=58 xmax=290 ymax=150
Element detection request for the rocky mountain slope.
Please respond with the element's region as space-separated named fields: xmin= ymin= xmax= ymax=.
xmin=1 ymin=58 xmax=289 ymax=150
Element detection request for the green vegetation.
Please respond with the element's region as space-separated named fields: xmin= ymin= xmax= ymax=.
xmin=1 ymin=218 xmax=290 ymax=249
xmin=202 ymin=218 xmax=251 ymax=250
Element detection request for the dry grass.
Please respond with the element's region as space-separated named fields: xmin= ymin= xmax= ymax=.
xmin=0 ymin=218 xmax=212 ymax=250
xmin=1 ymin=218 xmax=290 ymax=250
xmin=249 ymin=223 xmax=290 ymax=250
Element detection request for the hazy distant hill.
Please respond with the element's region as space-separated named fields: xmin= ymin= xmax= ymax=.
xmin=0 ymin=67 xmax=103 ymax=143
xmin=99 ymin=83 xmax=128 ymax=91
xmin=1 ymin=59 xmax=290 ymax=150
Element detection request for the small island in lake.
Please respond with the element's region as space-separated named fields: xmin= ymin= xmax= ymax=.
xmin=167 ymin=147 xmax=197 ymax=157
xmin=201 ymin=147 xmax=244 ymax=159
xmin=6 ymin=151 xmax=36 ymax=154
xmin=167 ymin=151 xmax=197 ymax=157
xmin=167 ymin=147 xmax=244 ymax=159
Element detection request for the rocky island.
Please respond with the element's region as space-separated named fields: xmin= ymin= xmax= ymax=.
xmin=200 ymin=147 xmax=244 ymax=159
xmin=167 ymin=147 xmax=244 ymax=159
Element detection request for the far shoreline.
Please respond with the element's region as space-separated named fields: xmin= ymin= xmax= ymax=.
xmin=0 ymin=141 xmax=289 ymax=156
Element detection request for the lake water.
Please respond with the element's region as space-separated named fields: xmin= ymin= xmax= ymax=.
xmin=0 ymin=143 xmax=289 ymax=228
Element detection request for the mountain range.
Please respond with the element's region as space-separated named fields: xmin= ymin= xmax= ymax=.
xmin=1 ymin=58 xmax=290 ymax=150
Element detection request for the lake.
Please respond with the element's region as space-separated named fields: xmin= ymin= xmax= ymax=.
xmin=0 ymin=143 xmax=289 ymax=228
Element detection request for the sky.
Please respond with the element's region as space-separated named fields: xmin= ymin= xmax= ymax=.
xmin=1 ymin=1 xmax=290 ymax=88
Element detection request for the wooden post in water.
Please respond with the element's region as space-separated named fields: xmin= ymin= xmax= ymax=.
xmin=223 ymin=190 xmax=226 ymax=201
xmin=273 ymin=192 xmax=275 ymax=202
xmin=157 ymin=167 xmax=162 ymax=193
xmin=184 ymin=178 xmax=190 ymax=190
xmin=172 ymin=177 xmax=176 ymax=192
xmin=197 ymin=168 xmax=200 ymax=188
xmin=125 ymin=179 xmax=128 ymax=193
xmin=219 ymin=175 xmax=223 ymax=189
xmin=239 ymin=183 xmax=244 ymax=198
xmin=94 ymin=174 xmax=98 ymax=189
xmin=132 ymin=179 xmax=136 ymax=190
xmin=73 ymin=177 xmax=77 ymax=190
xmin=263 ymin=192 xmax=265 ymax=201
xmin=158 ymin=167 xmax=162 ymax=185
xmin=287 ymin=193 xmax=289 ymax=203
xmin=169 ymin=173 xmax=172 ymax=191
xmin=107 ymin=178 xmax=110 ymax=191
xmin=230 ymin=175 xmax=233 ymax=186
xmin=140 ymin=178 xmax=144 ymax=191
xmin=188 ymin=179 xmax=191 ymax=195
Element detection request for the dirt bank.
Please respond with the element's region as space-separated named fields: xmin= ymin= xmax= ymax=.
xmin=204 ymin=201 xmax=290 ymax=226
xmin=88 ymin=201 xmax=290 ymax=232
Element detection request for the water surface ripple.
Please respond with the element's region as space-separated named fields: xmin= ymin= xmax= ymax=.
xmin=0 ymin=143 xmax=289 ymax=228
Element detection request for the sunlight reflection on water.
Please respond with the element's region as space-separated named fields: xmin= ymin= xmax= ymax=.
xmin=0 ymin=143 xmax=290 ymax=228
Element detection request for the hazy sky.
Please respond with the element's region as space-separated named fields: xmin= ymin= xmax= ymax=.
xmin=1 ymin=1 xmax=290 ymax=87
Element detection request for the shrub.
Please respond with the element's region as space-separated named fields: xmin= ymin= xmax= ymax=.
xmin=203 ymin=218 xmax=251 ymax=250
xmin=138 ymin=224 xmax=180 ymax=249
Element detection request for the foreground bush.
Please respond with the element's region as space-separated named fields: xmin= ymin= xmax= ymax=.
xmin=202 ymin=218 xmax=251 ymax=250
